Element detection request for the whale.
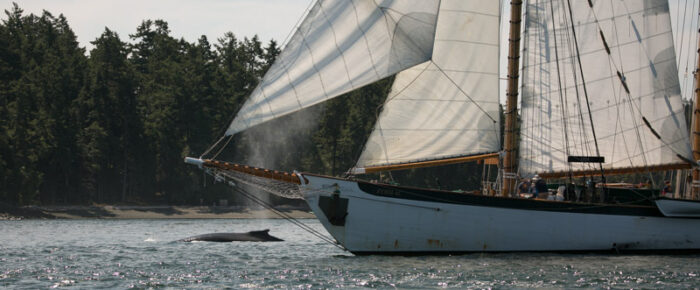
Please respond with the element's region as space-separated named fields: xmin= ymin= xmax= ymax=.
xmin=179 ymin=229 xmax=283 ymax=242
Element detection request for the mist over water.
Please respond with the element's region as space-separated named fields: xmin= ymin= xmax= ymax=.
xmin=1 ymin=219 xmax=699 ymax=288
xmin=238 ymin=105 xmax=322 ymax=171
xmin=229 ymin=108 xmax=322 ymax=205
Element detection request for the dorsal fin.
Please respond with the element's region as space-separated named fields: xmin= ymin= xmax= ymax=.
xmin=248 ymin=229 xmax=270 ymax=235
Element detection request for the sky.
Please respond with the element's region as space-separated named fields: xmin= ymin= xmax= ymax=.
xmin=2 ymin=0 xmax=699 ymax=100
xmin=1 ymin=0 xmax=313 ymax=49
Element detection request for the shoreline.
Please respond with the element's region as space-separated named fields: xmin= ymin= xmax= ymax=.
xmin=0 ymin=205 xmax=315 ymax=220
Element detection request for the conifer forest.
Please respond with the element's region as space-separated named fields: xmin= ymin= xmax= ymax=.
xmin=0 ymin=4 xmax=490 ymax=206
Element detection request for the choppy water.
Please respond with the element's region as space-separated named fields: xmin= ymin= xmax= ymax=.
xmin=1 ymin=219 xmax=699 ymax=288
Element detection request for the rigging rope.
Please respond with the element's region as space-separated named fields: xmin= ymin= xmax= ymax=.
xmin=549 ymin=0 xmax=573 ymax=182
xmin=228 ymin=184 xmax=347 ymax=251
xmin=560 ymin=0 xmax=595 ymax=173
xmin=565 ymin=0 xmax=606 ymax=183
xmin=585 ymin=0 xmax=652 ymax=175
xmin=206 ymin=168 xmax=347 ymax=251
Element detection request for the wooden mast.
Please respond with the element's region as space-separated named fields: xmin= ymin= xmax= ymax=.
xmin=693 ymin=22 xmax=700 ymax=200
xmin=502 ymin=0 xmax=523 ymax=196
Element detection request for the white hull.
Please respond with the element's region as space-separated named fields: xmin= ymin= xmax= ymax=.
xmin=300 ymin=174 xmax=700 ymax=254
xmin=655 ymin=198 xmax=700 ymax=218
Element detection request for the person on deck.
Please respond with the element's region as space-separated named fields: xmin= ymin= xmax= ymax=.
xmin=533 ymin=175 xmax=547 ymax=199
xmin=661 ymin=180 xmax=672 ymax=198
xmin=517 ymin=179 xmax=531 ymax=195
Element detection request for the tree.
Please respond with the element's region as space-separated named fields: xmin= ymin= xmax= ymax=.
xmin=76 ymin=28 xmax=139 ymax=203
xmin=0 ymin=5 xmax=87 ymax=204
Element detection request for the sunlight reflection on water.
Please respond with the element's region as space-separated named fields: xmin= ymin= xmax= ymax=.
xmin=0 ymin=219 xmax=699 ymax=288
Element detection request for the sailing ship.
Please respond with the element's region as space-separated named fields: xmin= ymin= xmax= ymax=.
xmin=186 ymin=0 xmax=700 ymax=253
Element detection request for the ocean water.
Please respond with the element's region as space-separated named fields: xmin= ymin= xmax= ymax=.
xmin=1 ymin=219 xmax=699 ymax=289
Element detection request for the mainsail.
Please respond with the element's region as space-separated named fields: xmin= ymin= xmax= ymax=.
xmin=519 ymin=0 xmax=693 ymax=177
xmin=355 ymin=0 xmax=502 ymax=170
xmin=225 ymin=0 xmax=441 ymax=135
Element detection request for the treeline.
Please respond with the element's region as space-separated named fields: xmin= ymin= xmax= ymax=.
xmin=1 ymin=4 xmax=493 ymax=206
xmin=0 ymin=4 xmax=400 ymax=205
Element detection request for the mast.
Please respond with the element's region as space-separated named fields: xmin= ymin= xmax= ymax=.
xmin=693 ymin=21 xmax=700 ymax=200
xmin=502 ymin=0 xmax=523 ymax=196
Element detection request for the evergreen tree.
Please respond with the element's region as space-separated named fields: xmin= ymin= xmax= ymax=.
xmin=0 ymin=5 xmax=86 ymax=204
xmin=0 ymin=4 xmax=485 ymax=206
xmin=129 ymin=20 xmax=188 ymax=203
xmin=76 ymin=28 xmax=139 ymax=203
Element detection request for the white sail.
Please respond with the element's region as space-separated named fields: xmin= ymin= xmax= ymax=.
xmin=519 ymin=0 xmax=693 ymax=177
xmin=225 ymin=0 xmax=440 ymax=135
xmin=355 ymin=0 xmax=502 ymax=169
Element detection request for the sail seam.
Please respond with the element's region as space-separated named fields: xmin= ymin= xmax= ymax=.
xmin=319 ymin=0 xmax=355 ymax=91
xmin=588 ymin=0 xmax=677 ymax=172
xmin=536 ymin=3 xmax=670 ymax=32
xmin=519 ymin=129 xmax=690 ymax=165
xmin=521 ymin=107 xmax=687 ymax=140
xmin=297 ymin=27 xmax=330 ymax=101
xmin=433 ymin=63 xmax=497 ymax=123
xmin=349 ymin=0 xmax=382 ymax=80
xmin=523 ymin=57 xmax=677 ymax=95
xmin=521 ymin=32 xmax=674 ymax=69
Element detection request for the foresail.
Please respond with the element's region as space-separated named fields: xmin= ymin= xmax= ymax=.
xmin=225 ymin=0 xmax=440 ymax=135
xmin=355 ymin=0 xmax=502 ymax=170
xmin=519 ymin=0 xmax=693 ymax=177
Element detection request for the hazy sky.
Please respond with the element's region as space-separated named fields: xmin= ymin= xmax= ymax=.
xmin=2 ymin=0 xmax=698 ymax=99
xmin=2 ymin=0 xmax=313 ymax=49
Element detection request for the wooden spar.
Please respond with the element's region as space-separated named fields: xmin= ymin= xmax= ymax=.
xmin=538 ymin=163 xmax=692 ymax=179
xmin=355 ymin=153 xmax=500 ymax=174
xmin=201 ymin=159 xmax=306 ymax=184
xmin=502 ymin=0 xmax=524 ymax=197
xmin=481 ymin=157 xmax=499 ymax=165
xmin=693 ymin=21 xmax=700 ymax=200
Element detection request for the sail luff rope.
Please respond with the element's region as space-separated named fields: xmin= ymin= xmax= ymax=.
xmin=229 ymin=0 xmax=316 ymax=136
xmin=280 ymin=0 xmax=317 ymax=50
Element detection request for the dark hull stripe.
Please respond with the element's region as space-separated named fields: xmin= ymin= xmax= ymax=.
xmin=354 ymin=181 xmax=664 ymax=217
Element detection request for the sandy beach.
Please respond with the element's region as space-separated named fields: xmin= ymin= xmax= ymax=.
xmin=0 ymin=204 xmax=315 ymax=220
